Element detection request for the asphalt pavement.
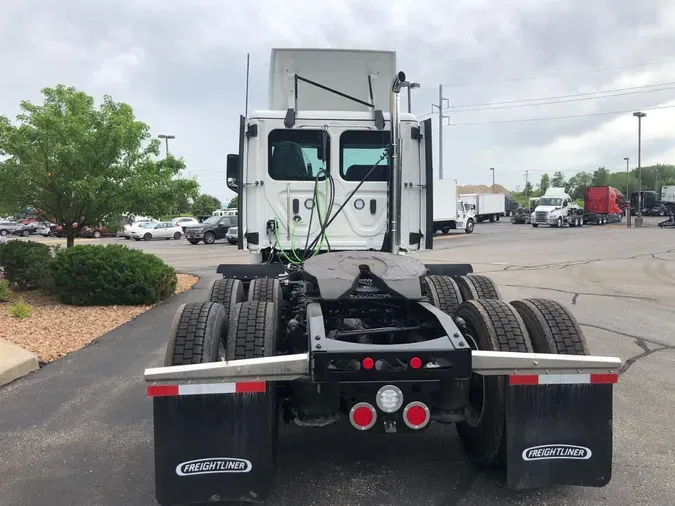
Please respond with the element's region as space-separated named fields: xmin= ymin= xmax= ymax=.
xmin=1 ymin=218 xmax=674 ymax=505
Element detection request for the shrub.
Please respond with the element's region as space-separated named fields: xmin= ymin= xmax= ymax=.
xmin=50 ymin=244 xmax=177 ymax=306
xmin=8 ymin=300 xmax=32 ymax=319
xmin=0 ymin=240 xmax=54 ymax=290
xmin=0 ymin=280 xmax=10 ymax=302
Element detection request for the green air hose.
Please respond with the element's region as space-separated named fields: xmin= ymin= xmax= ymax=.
xmin=272 ymin=175 xmax=330 ymax=264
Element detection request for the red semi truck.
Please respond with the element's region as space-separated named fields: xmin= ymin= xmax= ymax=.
xmin=583 ymin=186 xmax=625 ymax=225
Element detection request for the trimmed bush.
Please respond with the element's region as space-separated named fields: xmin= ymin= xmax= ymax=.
xmin=0 ymin=240 xmax=53 ymax=290
xmin=51 ymin=244 xmax=177 ymax=306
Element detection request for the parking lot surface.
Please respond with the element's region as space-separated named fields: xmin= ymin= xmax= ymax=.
xmin=1 ymin=218 xmax=674 ymax=505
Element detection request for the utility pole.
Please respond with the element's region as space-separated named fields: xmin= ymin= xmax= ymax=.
xmin=432 ymin=85 xmax=450 ymax=179
xmin=623 ymin=157 xmax=629 ymax=196
xmin=158 ymin=134 xmax=175 ymax=158
xmin=490 ymin=167 xmax=495 ymax=193
xmin=524 ymin=170 xmax=529 ymax=202
xmin=633 ymin=111 xmax=646 ymax=227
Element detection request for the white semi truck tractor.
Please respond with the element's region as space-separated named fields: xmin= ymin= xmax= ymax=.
xmin=143 ymin=48 xmax=622 ymax=505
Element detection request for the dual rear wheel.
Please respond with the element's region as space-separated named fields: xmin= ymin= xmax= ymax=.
xmin=423 ymin=273 xmax=590 ymax=468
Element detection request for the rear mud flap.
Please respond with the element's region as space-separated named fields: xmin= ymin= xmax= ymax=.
xmin=506 ymin=381 xmax=614 ymax=490
xmin=152 ymin=389 xmax=277 ymax=505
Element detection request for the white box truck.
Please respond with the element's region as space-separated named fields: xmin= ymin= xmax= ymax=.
xmin=458 ymin=193 xmax=505 ymax=222
xmin=433 ymin=179 xmax=476 ymax=234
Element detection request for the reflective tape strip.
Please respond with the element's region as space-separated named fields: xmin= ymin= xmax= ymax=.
xmin=147 ymin=381 xmax=266 ymax=397
xmin=509 ymin=373 xmax=618 ymax=386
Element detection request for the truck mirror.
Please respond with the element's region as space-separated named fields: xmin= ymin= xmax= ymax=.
xmin=562 ymin=200 xmax=568 ymax=207
xmin=226 ymin=154 xmax=240 ymax=193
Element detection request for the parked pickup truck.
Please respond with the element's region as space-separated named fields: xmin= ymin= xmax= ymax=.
xmin=184 ymin=215 xmax=238 ymax=245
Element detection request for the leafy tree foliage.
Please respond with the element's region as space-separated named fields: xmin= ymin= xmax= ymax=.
xmin=538 ymin=173 xmax=550 ymax=194
xmin=228 ymin=195 xmax=238 ymax=209
xmin=0 ymin=85 xmax=199 ymax=246
xmin=551 ymin=171 xmax=566 ymax=188
xmin=192 ymin=194 xmax=222 ymax=216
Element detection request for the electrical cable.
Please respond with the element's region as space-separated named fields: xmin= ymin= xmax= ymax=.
xmin=433 ymin=103 xmax=675 ymax=128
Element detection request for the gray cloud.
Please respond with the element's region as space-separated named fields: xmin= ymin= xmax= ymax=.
xmin=2 ymin=0 xmax=675 ymax=200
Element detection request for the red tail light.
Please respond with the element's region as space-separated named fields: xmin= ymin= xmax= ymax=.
xmin=349 ymin=402 xmax=377 ymax=430
xmin=409 ymin=356 xmax=422 ymax=369
xmin=402 ymin=401 xmax=430 ymax=430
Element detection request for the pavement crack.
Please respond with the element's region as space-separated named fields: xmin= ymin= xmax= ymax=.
xmin=500 ymin=283 xmax=657 ymax=302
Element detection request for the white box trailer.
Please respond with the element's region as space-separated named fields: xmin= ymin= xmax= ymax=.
xmin=458 ymin=193 xmax=505 ymax=222
xmin=661 ymin=186 xmax=675 ymax=203
xmin=433 ymin=180 xmax=476 ymax=234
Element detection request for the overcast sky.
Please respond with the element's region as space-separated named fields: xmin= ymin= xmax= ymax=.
xmin=2 ymin=0 xmax=675 ymax=203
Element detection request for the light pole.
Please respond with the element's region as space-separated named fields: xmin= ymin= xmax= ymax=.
xmin=402 ymin=81 xmax=420 ymax=114
xmin=490 ymin=167 xmax=495 ymax=193
xmin=632 ymin=112 xmax=646 ymax=227
xmin=158 ymin=134 xmax=175 ymax=157
xmin=624 ymin=157 xmax=630 ymax=227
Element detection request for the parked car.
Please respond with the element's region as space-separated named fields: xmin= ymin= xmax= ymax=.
xmin=0 ymin=221 xmax=20 ymax=236
xmin=11 ymin=222 xmax=41 ymax=237
xmin=226 ymin=226 xmax=238 ymax=244
xmin=122 ymin=220 xmax=156 ymax=239
xmin=81 ymin=225 xmax=117 ymax=238
xmin=171 ymin=217 xmax=200 ymax=232
xmin=130 ymin=222 xmax=183 ymax=241
xmin=37 ymin=223 xmax=57 ymax=237
xmin=184 ymin=215 xmax=237 ymax=244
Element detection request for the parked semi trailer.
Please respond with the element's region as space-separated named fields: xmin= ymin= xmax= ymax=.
xmin=143 ymin=48 xmax=622 ymax=505
xmin=459 ymin=193 xmax=505 ymax=222
xmin=432 ymin=179 xmax=475 ymax=234
xmin=661 ymin=185 xmax=675 ymax=203
xmin=583 ymin=186 xmax=624 ymax=225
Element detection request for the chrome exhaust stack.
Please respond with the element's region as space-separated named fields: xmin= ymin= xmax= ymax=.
xmin=388 ymin=71 xmax=405 ymax=255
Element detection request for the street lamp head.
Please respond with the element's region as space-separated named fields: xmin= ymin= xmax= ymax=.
xmin=158 ymin=134 xmax=176 ymax=139
xmin=623 ymin=157 xmax=629 ymax=161
xmin=632 ymin=111 xmax=646 ymax=118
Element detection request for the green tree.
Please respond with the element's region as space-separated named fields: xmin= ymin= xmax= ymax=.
xmin=538 ymin=173 xmax=550 ymax=195
xmin=551 ymin=171 xmax=566 ymax=188
xmin=0 ymin=85 xmax=199 ymax=247
xmin=591 ymin=167 xmax=610 ymax=187
xmin=566 ymin=172 xmax=592 ymax=200
xmin=228 ymin=196 xmax=238 ymax=209
xmin=192 ymin=194 xmax=221 ymax=216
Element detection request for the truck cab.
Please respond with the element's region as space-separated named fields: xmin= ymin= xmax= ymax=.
xmin=531 ymin=188 xmax=582 ymax=228
xmin=225 ymin=49 xmax=434 ymax=263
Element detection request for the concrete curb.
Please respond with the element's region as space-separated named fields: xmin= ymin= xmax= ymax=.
xmin=0 ymin=339 xmax=40 ymax=386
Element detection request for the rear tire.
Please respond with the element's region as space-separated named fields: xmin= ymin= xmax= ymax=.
xmin=456 ymin=274 xmax=501 ymax=300
xmin=203 ymin=232 xmax=216 ymax=244
xmin=510 ymin=298 xmax=590 ymax=355
xmin=248 ymin=278 xmax=283 ymax=324
xmin=164 ymin=302 xmax=227 ymax=366
xmin=173 ymin=231 xmax=182 ymax=240
xmin=423 ymin=275 xmax=464 ymax=316
xmin=454 ymin=299 xmax=533 ymax=468
xmin=208 ymin=278 xmax=245 ymax=338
